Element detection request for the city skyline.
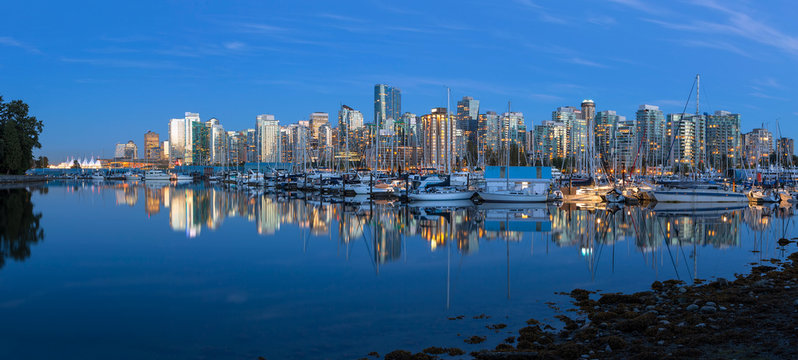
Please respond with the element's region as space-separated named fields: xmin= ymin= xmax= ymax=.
xmin=2 ymin=0 xmax=797 ymax=160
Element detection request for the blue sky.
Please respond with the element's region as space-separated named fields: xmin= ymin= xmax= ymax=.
xmin=1 ymin=0 xmax=797 ymax=160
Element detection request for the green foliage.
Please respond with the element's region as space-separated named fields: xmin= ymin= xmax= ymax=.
xmin=0 ymin=96 xmax=44 ymax=174
xmin=71 ymin=160 xmax=81 ymax=169
xmin=34 ymin=156 xmax=48 ymax=168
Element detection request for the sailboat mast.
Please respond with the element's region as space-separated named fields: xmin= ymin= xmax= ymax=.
xmin=446 ymin=87 xmax=451 ymax=174
xmin=695 ymin=74 xmax=700 ymax=116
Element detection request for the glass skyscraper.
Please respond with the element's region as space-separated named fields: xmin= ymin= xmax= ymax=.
xmin=374 ymin=84 xmax=401 ymax=129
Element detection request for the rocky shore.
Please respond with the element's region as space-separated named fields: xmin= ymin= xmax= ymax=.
xmin=372 ymin=249 xmax=798 ymax=360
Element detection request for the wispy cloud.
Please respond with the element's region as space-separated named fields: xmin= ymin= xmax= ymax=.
xmin=749 ymin=92 xmax=787 ymax=101
xmin=607 ymin=0 xmax=669 ymax=15
xmin=586 ymin=14 xmax=617 ymax=26
xmin=315 ymin=13 xmax=365 ymax=23
xmin=752 ymin=77 xmax=783 ymax=89
xmin=234 ymin=23 xmax=289 ymax=34
xmin=60 ymin=57 xmax=180 ymax=69
xmin=223 ymin=41 xmax=246 ymax=50
xmin=0 ymin=36 xmax=40 ymax=53
xmin=675 ymin=39 xmax=752 ymax=57
xmin=567 ymin=57 xmax=608 ymax=68
xmin=527 ymin=93 xmax=564 ymax=102
xmin=514 ymin=0 xmax=542 ymax=9
xmin=642 ymin=0 xmax=798 ymax=56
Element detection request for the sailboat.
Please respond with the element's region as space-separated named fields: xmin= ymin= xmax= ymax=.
xmin=477 ymin=102 xmax=548 ymax=203
xmin=407 ymin=88 xmax=473 ymax=201
xmin=653 ymin=75 xmax=746 ymax=203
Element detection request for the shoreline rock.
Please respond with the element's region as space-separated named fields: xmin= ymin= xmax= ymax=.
xmin=377 ymin=250 xmax=798 ymax=359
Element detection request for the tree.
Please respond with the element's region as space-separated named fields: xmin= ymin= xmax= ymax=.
xmin=0 ymin=96 xmax=44 ymax=174
xmin=34 ymin=156 xmax=48 ymax=168
xmin=71 ymin=160 xmax=81 ymax=169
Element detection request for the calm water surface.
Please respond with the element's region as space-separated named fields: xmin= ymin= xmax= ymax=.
xmin=0 ymin=182 xmax=795 ymax=359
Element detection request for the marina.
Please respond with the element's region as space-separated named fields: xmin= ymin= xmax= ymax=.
xmin=0 ymin=180 xmax=796 ymax=359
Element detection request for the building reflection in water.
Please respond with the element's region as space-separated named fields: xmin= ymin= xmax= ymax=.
xmin=94 ymin=183 xmax=791 ymax=270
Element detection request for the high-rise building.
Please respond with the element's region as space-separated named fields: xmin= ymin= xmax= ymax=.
xmin=421 ymin=108 xmax=453 ymax=171
xmin=456 ymin=96 xmax=480 ymax=145
xmin=777 ymin=137 xmax=795 ymax=166
xmin=501 ymin=112 xmax=526 ymax=151
xmin=257 ymin=115 xmax=281 ymax=163
xmin=706 ymin=110 xmax=742 ymax=171
xmin=533 ymin=120 xmax=567 ymax=164
xmin=191 ymin=121 xmax=210 ymax=165
xmin=168 ymin=118 xmax=186 ymax=162
xmin=309 ymin=112 xmax=329 ymax=141
xmin=552 ymin=106 xmax=585 ymax=160
xmin=226 ymin=131 xmax=246 ymax=165
xmin=594 ymin=110 xmax=625 ymax=164
xmin=666 ymin=113 xmax=706 ymax=169
xmin=635 ymin=105 xmax=666 ymax=172
xmin=161 ymin=140 xmax=170 ymax=160
xmin=581 ymin=99 xmax=595 ymax=124
xmin=184 ymin=112 xmax=201 ymax=165
xmin=207 ymin=118 xmax=226 ymax=165
xmin=246 ymin=129 xmax=257 ymax=163
xmin=114 ymin=140 xmax=138 ymax=160
xmin=338 ymin=105 xmax=364 ymax=159
xmin=144 ymin=131 xmax=160 ymax=161
xmin=742 ymin=128 xmax=773 ymax=167
xmin=480 ymin=111 xmax=501 ymax=162
xmin=614 ymin=120 xmax=637 ymax=172
xmin=374 ymin=84 xmax=401 ymax=129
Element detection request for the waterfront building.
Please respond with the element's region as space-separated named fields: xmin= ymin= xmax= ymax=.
xmin=184 ymin=112 xmax=201 ymax=165
xmin=161 ymin=141 xmax=169 ymax=160
xmin=480 ymin=111 xmax=501 ymax=164
xmin=337 ymin=105 xmax=365 ymax=162
xmin=706 ymin=110 xmax=742 ymax=171
xmin=374 ymin=84 xmax=401 ymax=130
xmin=226 ymin=131 xmax=246 ymax=165
xmin=144 ymin=131 xmax=161 ymax=162
xmin=742 ymin=128 xmax=774 ymax=167
xmin=421 ymin=108 xmax=453 ymax=171
xmin=532 ymin=120 xmax=567 ymax=165
xmin=168 ymin=118 xmax=186 ymax=163
xmin=501 ymin=111 xmax=527 ymax=153
xmin=552 ymin=106 xmax=586 ymax=162
xmin=246 ymin=129 xmax=257 ymax=163
xmin=207 ymin=118 xmax=226 ymax=165
xmin=114 ymin=140 xmax=138 ymax=160
xmin=309 ymin=112 xmax=329 ymax=142
xmin=581 ymin=100 xmax=595 ymax=124
xmin=665 ymin=113 xmax=706 ymax=170
xmin=614 ymin=120 xmax=637 ymax=172
xmin=456 ymin=96 xmax=480 ymax=145
xmin=258 ymin=115 xmax=281 ymax=163
xmin=594 ymin=110 xmax=624 ymax=165
xmin=191 ymin=121 xmax=210 ymax=165
xmin=777 ymin=137 xmax=795 ymax=166
xmin=635 ymin=105 xmax=666 ymax=173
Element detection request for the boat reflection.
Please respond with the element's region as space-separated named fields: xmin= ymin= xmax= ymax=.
xmin=67 ymin=182 xmax=790 ymax=270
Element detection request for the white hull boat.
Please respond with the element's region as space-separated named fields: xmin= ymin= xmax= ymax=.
xmin=143 ymin=170 xmax=171 ymax=181
xmin=408 ymin=190 xmax=474 ymax=201
xmin=477 ymin=190 xmax=547 ymax=203
xmin=173 ymin=174 xmax=193 ymax=182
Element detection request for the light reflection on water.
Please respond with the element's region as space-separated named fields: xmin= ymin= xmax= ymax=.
xmin=0 ymin=181 xmax=794 ymax=359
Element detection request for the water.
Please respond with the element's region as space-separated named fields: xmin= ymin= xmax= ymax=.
xmin=0 ymin=182 xmax=795 ymax=359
